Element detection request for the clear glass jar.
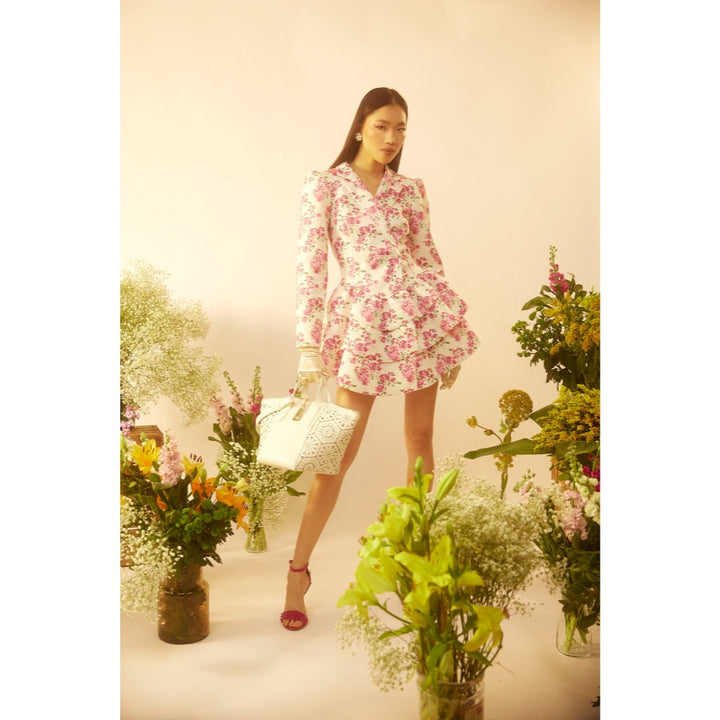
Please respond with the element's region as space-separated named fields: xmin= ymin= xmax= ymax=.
xmin=418 ymin=674 xmax=485 ymax=720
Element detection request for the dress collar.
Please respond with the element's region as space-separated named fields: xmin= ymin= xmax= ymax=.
xmin=334 ymin=162 xmax=396 ymax=197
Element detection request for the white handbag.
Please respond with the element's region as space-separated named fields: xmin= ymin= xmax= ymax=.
xmin=256 ymin=377 xmax=360 ymax=474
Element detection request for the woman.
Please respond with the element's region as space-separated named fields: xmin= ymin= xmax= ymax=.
xmin=281 ymin=87 xmax=478 ymax=630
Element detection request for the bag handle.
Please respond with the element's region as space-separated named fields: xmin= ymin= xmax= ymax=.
xmin=257 ymin=375 xmax=332 ymax=428
xmin=294 ymin=374 xmax=332 ymax=403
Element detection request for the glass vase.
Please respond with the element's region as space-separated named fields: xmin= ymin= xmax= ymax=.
xmin=418 ymin=675 xmax=485 ymax=720
xmin=245 ymin=496 xmax=268 ymax=553
xmin=157 ymin=563 xmax=209 ymax=644
xmin=556 ymin=610 xmax=592 ymax=657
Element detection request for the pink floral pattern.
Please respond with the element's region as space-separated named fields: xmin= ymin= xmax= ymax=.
xmin=296 ymin=162 xmax=478 ymax=396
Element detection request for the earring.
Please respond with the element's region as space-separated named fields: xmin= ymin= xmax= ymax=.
xmin=355 ymin=132 xmax=362 ymax=142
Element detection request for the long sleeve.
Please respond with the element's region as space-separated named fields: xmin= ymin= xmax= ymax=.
xmin=295 ymin=171 xmax=331 ymax=348
xmin=406 ymin=178 xmax=445 ymax=276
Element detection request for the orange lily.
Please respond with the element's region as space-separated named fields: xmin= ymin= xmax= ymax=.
xmin=216 ymin=484 xmax=249 ymax=531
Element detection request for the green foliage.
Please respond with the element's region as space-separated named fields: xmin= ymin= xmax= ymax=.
xmin=465 ymin=387 xmax=599 ymax=478
xmin=120 ymin=433 xmax=240 ymax=570
xmin=337 ymin=459 xmax=505 ymax=691
xmin=510 ymin=247 xmax=599 ymax=391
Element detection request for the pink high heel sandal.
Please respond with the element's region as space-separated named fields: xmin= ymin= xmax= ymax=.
xmin=280 ymin=560 xmax=312 ymax=631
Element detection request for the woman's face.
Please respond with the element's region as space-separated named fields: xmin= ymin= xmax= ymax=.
xmin=356 ymin=104 xmax=407 ymax=167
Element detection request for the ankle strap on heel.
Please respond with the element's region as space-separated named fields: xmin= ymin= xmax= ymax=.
xmin=288 ymin=560 xmax=309 ymax=573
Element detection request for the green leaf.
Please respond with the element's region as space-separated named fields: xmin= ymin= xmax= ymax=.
xmin=456 ymin=570 xmax=484 ymax=589
xmin=379 ymin=624 xmax=414 ymax=640
xmin=464 ymin=437 xmax=543 ymax=459
xmin=434 ymin=468 xmax=458 ymax=503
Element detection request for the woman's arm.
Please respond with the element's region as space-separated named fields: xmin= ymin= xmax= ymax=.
xmin=406 ymin=177 xmax=445 ymax=276
xmin=296 ymin=171 xmax=331 ymax=348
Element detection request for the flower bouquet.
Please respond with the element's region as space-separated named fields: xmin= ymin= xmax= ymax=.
xmin=120 ymin=432 xmax=247 ymax=634
xmin=511 ymin=245 xmax=599 ymax=391
xmin=519 ymin=450 xmax=600 ymax=656
xmin=209 ymin=368 xmax=304 ymax=552
xmin=336 ymin=458 xmax=543 ymax=718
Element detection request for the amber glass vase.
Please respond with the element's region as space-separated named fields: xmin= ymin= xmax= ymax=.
xmin=157 ymin=563 xmax=209 ymax=644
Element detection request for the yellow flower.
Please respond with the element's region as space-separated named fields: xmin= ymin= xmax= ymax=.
xmin=182 ymin=454 xmax=205 ymax=476
xmin=498 ymin=389 xmax=533 ymax=428
xmin=131 ymin=439 xmax=161 ymax=475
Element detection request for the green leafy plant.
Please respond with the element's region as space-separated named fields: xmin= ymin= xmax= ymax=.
xmin=511 ymin=246 xmax=599 ymax=391
xmin=337 ymin=459 xmax=506 ymax=693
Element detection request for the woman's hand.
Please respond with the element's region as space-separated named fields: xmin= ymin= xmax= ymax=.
xmin=440 ymin=365 xmax=460 ymax=390
xmin=297 ymin=346 xmax=325 ymax=383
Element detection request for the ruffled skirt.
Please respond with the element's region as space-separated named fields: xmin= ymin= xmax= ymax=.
xmin=320 ymin=270 xmax=478 ymax=396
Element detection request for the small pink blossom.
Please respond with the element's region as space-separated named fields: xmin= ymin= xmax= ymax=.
xmin=560 ymin=489 xmax=588 ymax=541
xmin=549 ymin=264 xmax=570 ymax=294
xmin=211 ymin=397 xmax=232 ymax=434
xmin=158 ymin=436 xmax=183 ymax=487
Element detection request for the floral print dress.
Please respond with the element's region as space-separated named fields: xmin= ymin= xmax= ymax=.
xmin=296 ymin=162 xmax=478 ymax=396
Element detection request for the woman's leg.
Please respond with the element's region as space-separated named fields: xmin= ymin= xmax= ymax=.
xmin=282 ymin=386 xmax=375 ymax=628
xmin=404 ymin=381 xmax=439 ymax=483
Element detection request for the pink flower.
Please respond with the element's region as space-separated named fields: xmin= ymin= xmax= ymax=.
xmin=211 ymin=397 xmax=232 ymax=434
xmin=158 ymin=436 xmax=183 ymax=487
xmin=561 ymin=489 xmax=588 ymax=540
xmin=548 ymin=263 xmax=570 ymax=294
xmin=583 ymin=457 xmax=600 ymax=491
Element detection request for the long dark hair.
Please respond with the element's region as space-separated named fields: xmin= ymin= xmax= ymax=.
xmin=330 ymin=87 xmax=409 ymax=172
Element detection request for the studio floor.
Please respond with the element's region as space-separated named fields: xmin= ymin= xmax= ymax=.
xmin=121 ymin=520 xmax=600 ymax=720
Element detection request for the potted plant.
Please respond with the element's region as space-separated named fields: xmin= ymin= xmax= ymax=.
xmin=209 ymin=367 xmax=304 ymax=552
xmin=120 ymin=432 xmax=247 ymax=643
xmin=336 ymin=458 xmax=544 ymax=719
xmin=120 ymin=259 xmax=221 ymax=430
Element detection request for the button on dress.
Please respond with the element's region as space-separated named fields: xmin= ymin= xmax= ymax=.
xmin=296 ymin=162 xmax=478 ymax=396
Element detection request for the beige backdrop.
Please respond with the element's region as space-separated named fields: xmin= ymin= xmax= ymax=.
xmin=121 ymin=0 xmax=599 ymax=533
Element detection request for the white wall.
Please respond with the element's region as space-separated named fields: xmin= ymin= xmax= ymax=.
xmin=121 ymin=0 xmax=599 ymax=534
